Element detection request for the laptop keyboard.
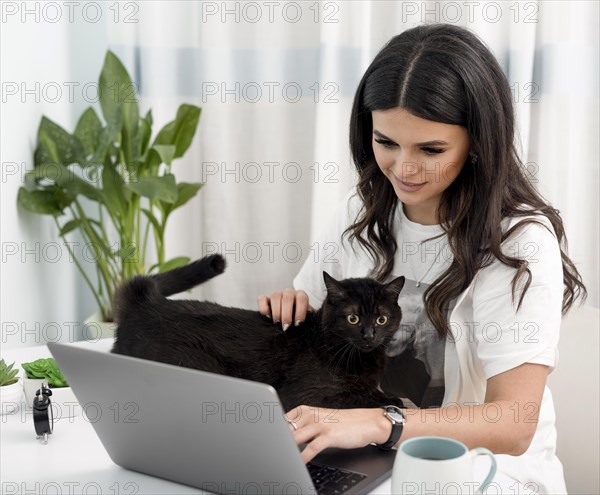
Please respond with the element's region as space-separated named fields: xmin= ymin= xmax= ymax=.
xmin=307 ymin=462 xmax=368 ymax=495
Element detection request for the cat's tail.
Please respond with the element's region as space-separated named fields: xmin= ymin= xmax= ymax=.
xmin=152 ymin=254 xmax=226 ymax=297
xmin=112 ymin=254 xmax=226 ymax=323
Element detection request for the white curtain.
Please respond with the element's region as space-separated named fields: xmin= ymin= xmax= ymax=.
xmin=105 ymin=0 xmax=598 ymax=309
xmin=1 ymin=1 xmax=597 ymax=348
xmin=528 ymin=1 xmax=599 ymax=309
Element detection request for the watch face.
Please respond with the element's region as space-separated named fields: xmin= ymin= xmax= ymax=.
xmin=387 ymin=411 xmax=404 ymax=423
xmin=385 ymin=406 xmax=405 ymax=424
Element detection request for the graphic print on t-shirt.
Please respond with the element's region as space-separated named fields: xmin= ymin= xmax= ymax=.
xmin=379 ymin=279 xmax=452 ymax=409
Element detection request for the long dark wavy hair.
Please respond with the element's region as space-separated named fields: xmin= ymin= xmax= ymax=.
xmin=345 ymin=23 xmax=587 ymax=338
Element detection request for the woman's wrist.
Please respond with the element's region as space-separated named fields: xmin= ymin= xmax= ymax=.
xmin=369 ymin=407 xmax=394 ymax=445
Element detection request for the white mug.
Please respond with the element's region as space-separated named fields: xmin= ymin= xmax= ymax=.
xmin=391 ymin=436 xmax=497 ymax=495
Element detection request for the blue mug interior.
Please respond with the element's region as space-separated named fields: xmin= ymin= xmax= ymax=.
xmin=402 ymin=436 xmax=467 ymax=460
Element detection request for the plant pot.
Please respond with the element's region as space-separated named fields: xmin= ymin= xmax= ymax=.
xmin=83 ymin=310 xmax=117 ymax=341
xmin=22 ymin=377 xmax=80 ymax=419
xmin=0 ymin=378 xmax=23 ymax=416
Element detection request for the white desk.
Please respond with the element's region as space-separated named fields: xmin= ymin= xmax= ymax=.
xmin=1 ymin=342 xmax=534 ymax=495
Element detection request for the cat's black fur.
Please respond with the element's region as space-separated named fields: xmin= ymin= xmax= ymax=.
xmin=112 ymin=254 xmax=405 ymax=412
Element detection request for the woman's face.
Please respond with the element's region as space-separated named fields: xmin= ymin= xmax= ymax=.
xmin=371 ymin=108 xmax=471 ymax=225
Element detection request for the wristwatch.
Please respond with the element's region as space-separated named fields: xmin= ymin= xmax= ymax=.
xmin=33 ymin=382 xmax=53 ymax=444
xmin=376 ymin=405 xmax=406 ymax=451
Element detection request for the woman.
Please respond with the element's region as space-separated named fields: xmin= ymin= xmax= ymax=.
xmin=258 ymin=24 xmax=586 ymax=494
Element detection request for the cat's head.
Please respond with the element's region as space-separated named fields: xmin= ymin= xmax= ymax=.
xmin=320 ymin=271 xmax=405 ymax=353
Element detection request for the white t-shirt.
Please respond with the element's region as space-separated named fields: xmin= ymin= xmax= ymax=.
xmin=293 ymin=188 xmax=567 ymax=495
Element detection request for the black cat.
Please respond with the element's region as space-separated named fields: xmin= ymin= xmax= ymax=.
xmin=112 ymin=254 xmax=405 ymax=412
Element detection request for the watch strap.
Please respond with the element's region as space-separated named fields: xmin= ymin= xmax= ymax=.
xmin=377 ymin=406 xmax=404 ymax=451
xmin=33 ymin=383 xmax=53 ymax=437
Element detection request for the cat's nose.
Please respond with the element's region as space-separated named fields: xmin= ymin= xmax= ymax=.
xmin=361 ymin=328 xmax=375 ymax=341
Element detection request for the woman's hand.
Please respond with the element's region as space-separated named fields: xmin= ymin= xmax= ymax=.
xmin=284 ymin=406 xmax=391 ymax=463
xmin=257 ymin=289 xmax=315 ymax=332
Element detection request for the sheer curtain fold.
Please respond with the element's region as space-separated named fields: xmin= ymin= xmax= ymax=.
xmin=107 ymin=1 xmax=598 ymax=309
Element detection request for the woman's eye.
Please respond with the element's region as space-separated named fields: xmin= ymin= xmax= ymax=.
xmin=422 ymin=147 xmax=445 ymax=155
xmin=374 ymin=138 xmax=396 ymax=149
xmin=347 ymin=314 xmax=360 ymax=325
xmin=376 ymin=315 xmax=389 ymax=325
xmin=375 ymin=139 xmax=444 ymax=156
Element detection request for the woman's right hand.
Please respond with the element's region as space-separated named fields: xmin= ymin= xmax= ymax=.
xmin=257 ymin=289 xmax=315 ymax=332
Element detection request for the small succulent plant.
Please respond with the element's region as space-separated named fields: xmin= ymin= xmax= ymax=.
xmin=0 ymin=359 xmax=19 ymax=387
xmin=21 ymin=358 xmax=68 ymax=388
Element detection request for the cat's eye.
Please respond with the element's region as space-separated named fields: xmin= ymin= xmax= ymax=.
xmin=376 ymin=315 xmax=389 ymax=326
xmin=347 ymin=314 xmax=360 ymax=325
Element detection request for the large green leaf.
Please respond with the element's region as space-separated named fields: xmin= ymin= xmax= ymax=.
xmin=173 ymin=182 xmax=204 ymax=209
xmin=153 ymin=104 xmax=201 ymax=159
xmin=125 ymin=174 xmax=177 ymax=203
xmin=53 ymin=186 xmax=77 ymax=210
xmin=17 ymin=188 xmax=64 ymax=216
xmin=99 ymin=51 xmax=138 ymax=122
xmin=161 ymin=182 xmax=204 ymax=218
xmin=59 ymin=219 xmax=82 ymax=236
xmin=74 ymin=107 xmax=102 ymax=158
xmin=151 ymin=145 xmax=176 ymax=166
xmin=25 ymin=163 xmax=103 ymax=203
xmin=144 ymin=146 xmax=161 ymax=175
xmin=92 ymin=104 xmax=123 ymax=165
xmin=115 ymin=244 xmax=137 ymax=262
xmin=34 ymin=117 xmax=85 ymax=168
xmin=141 ymin=208 xmax=161 ymax=234
xmin=62 ymin=175 xmax=104 ymax=202
xmin=25 ymin=164 xmax=61 ymax=182
xmin=102 ymin=162 xmax=128 ymax=219
xmin=139 ymin=109 xmax=153 ymax=154
xmin=158 ymin=256 xmax=191 ymax=273
xmin=58 ymin=216 xmax=100 ymax=238
xmin=99 ymin=51 xmax=140 ymax=164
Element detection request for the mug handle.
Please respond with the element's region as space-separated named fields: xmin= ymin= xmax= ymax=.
xmin=470 ymin=447 xmax=497 ymax=494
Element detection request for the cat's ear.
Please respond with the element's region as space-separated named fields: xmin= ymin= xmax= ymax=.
xmin=323 ymin=271 xmax=345 ymax=300
xmin=384 ymin=275 xmax=405 ymax=298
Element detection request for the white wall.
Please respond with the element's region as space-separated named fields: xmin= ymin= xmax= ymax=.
xmin=1 ymin=5 xmax=108 ymax=349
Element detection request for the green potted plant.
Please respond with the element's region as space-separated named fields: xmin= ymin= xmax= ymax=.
xmin=16 ymin=50 xmax=203 ymax=334
xmin=0 ymin=359 xmax=23 ymax=416
xmin=21 ymin=358 xmax=77 ymax=418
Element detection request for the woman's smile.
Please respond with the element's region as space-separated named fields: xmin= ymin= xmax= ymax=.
xmin=395 ymin=176 xmax=427 ymax=192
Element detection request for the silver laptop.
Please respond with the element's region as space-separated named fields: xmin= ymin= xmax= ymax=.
xmin=48 ymin=342 xmax=396 ymax=495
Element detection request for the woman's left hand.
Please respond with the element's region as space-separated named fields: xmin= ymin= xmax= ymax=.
xmin=285 ymin=405 xmax=390 ymax=463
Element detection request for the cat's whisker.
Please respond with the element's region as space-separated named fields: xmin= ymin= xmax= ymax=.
xmin=330 ymin=340 xmax=354 ymax=378
xmin=325 ymin=339 xmax=351 ymax=367
xmin=328 ymin=341 xmax=350 ymax=373
xmin=345 ymin=345 xmax=357 ymax=377
xmin=340 ymin=343 xmax=354 ymax=378
xmin=340 ymin=343 xmax=352 ymax=377
xmin=323 ymin=341 xmax=342 ymax=366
